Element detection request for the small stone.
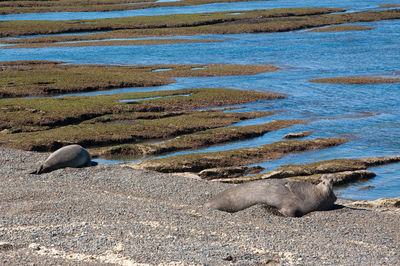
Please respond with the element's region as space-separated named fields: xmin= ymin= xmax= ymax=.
xmin=28 ymin=243 xmax=41 ymax=251
xmin=223 ymin=255 xmax=234 ymax=261
xmin=283 ymin=131 xmax=313 ymax=139
xmin=0 ymin=242 xmax=13 ymax=251
xmin=113 ymin=242 xmax=124 ymax=253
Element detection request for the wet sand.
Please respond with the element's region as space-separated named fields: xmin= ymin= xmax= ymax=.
xmin=0 ymin=147 xmax=399 ymax=264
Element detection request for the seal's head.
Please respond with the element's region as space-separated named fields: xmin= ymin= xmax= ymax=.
xmin=320 ymin=174 xmax=337 ymax=189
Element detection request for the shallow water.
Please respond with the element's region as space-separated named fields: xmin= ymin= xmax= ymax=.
xmin=1 ymin=1 xmax=399 ymax=200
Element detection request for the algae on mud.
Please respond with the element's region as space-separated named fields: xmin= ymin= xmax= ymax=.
xmin=94 ymin=119 xmax=307 ymax=158
xmin=127 ymin=137 xmax=348 ymax=173
xmin=0 ymin=7 xmax=345 ymax=38
xmin=307 ymin=25 xmax=373 ymax=32
xmin=0 ymin=61 xmax=279 ymax=98
xmin=2 ymin=110 xmax=272 ymax=152
xmin=2 ymin=8 xmax=400 ymax=46
xmin=0 ymin=0 xmax=265 ymax=15
xmin=0 ymin=86 xmax=285 ymax=151
xmin=310 ymin=76 xmax=400 ymax=84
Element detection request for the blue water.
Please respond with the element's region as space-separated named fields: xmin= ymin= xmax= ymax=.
xmin=1 ymin=1 xmax=399 ymax=200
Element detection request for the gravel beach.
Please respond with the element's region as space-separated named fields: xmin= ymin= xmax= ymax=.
xmin=0 ymin=147 xmax=399 ymax=265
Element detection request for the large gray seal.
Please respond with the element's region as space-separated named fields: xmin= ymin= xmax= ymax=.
xmin=31 ymin=144 xmax=92 ymax=174
xmin=204 ymin=174 xmax=337 ymax=217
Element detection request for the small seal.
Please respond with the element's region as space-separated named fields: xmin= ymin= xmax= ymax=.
xmin=30 ymin=144 xmax=92 ymax=174
xmin=204 ymin=174 xmax=337 ymax=217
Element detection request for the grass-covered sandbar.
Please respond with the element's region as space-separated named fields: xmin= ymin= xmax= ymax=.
xmin=0 ymin=61 xmax=279 ymax=97
xmin=307 ymin=25 xmax=373 ymax=32
xmin=0 ymin=84 xmax=285 ymax=151
xmin=2 ymin=8 xmax=400 ymax=45
xmin=94 ymin=119 xmax=307 ymax=158
xmin=0 ymin=0 xmax=265 ymax=15
xmin=0 ymin=8 xmax=400 ymax=48
xmin=310 ymin=76 xmax=400 ymax=84
xmin=127 ymin=137 xmax=349 ymax=173
xmin=0 ymin=7 xmax=344 ymax=38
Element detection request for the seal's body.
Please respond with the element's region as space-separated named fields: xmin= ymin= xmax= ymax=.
xmin=32 ymin=144 xmax=91 ymax=174
xmin=204 ymin=174 xmax=337 ymax=217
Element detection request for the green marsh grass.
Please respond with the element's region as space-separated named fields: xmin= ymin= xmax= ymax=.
xmin=0 ymin=86 xmax=284 ymax=151
xmin=307 ymin=25 xmax=373 ymax=32
xmin=131 ymin=138 xmax=349 ymax=173
xmin=95 ymin=119 xmax=306 ymax=157
xmin=0 ymin=8 xmax=345 ymax=38
xmin=0 ymin=61 xmax=279 ymax=97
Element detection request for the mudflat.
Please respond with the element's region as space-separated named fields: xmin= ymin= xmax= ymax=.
xmin=1 ymin=147 xmax=399 ymax=264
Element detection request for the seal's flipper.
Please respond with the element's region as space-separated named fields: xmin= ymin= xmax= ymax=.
xmin=29 ymin=164 xmax=43 ymax=175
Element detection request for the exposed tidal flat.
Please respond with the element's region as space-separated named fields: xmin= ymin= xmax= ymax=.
xmin=0 ymin=1 xmax=400 ymax=264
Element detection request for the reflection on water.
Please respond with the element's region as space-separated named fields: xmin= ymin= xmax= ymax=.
xmin=0 ymin=0 xmax=399 ymax=200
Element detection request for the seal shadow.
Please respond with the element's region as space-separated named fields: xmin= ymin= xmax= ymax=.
xmin=261 ymin=203 xmax=346 ymax=217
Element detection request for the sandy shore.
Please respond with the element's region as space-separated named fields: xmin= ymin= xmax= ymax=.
xmin=0 ymin=147 xmax=399 ymax=265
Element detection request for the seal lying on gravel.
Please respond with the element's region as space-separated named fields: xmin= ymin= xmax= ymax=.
xmin=30 ymin=144 xmax=92 ymax=174
xmin=205 ymin=174 xmax=337 ymax=217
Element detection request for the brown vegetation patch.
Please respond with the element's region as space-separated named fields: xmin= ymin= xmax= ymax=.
xmin=380 ymin=4 xmax=400 ymax=8
xmin=358 ymin=185 xmax=376 ymax=191
xmin=127 ymin=137 xmax=348 ymax=173
xmin=0 ymin=61 xmax=279 ymax=98
xmin=307 ymin=25 xmax=373 ymax=32
xmin=309 ymin=76 xmax=400 ymax=84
